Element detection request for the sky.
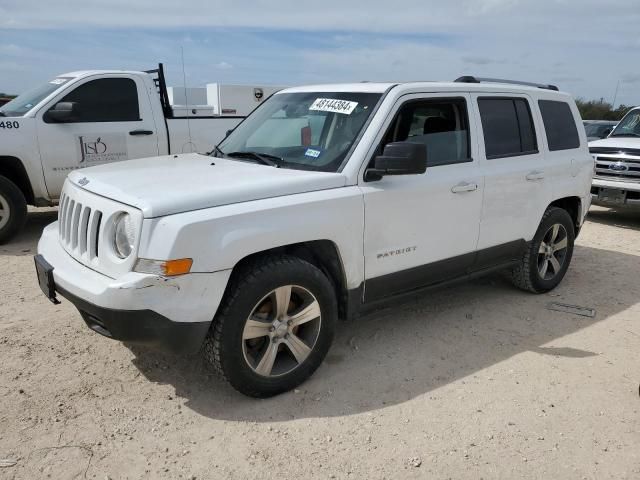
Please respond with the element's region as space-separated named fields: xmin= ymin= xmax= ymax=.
xmin=1 ymin=0 xmax=639 ymax=106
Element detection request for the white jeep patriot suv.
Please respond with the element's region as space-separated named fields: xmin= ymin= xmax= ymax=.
xmin=35 ymin=77 xmax=593 ymax=397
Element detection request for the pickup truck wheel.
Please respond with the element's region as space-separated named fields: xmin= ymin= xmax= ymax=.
xmin=0 ymin=175 xmax=28 ymax=244
xmin=203 ymin=256 xmax=337 ymax=398
xmin=510 ymin=207 xmax=575 ymax=293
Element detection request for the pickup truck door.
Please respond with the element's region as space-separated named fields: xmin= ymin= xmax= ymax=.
xmin=35 ymin=75 xmax=160 ymax=199
xmin=361 ymin=93 xmax=483 ymax=302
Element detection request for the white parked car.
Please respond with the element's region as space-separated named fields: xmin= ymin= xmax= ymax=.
xmin=0 ymin=64 xmax=284 ymax=242
xmin=589 ymin=107 xmax=640 ymax=208
xmin=35 ymin=77 xmax=593 ymax=397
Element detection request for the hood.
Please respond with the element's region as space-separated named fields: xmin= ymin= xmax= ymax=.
xmin=588 ymin=137 xmax=640 ymax=150
xmin=67 ymin=153 xmax=347 ymax=218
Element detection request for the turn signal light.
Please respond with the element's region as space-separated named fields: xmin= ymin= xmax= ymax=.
xmin=134 ymin=258 xmax=193 ymax=276
xmin=163 ymin=258 xmax=193 ymax=276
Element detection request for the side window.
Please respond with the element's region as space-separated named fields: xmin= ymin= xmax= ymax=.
xmin=58 ymin=78 xmax=140 ymax=123
xmin=538 ymin=100 xmax=580 ymax=151
xmin=478 ymin=97 xmax=538 ymax=159
xmin=380 ymin=98 xmax=471 ymax=167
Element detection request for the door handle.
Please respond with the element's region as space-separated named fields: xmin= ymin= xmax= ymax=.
xmin=451 ymin=181 xmax=478 ymax=193
xmin=526 ymin=170 xmax=545 ymax=181
xmin=129 ymin=129 xmax=154 ymax=136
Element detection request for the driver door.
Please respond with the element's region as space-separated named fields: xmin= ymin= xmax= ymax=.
xmin=36 ymin=75 xmax=160 ymax=199
xmin=361 ymin=93 xmax=483 ymax=301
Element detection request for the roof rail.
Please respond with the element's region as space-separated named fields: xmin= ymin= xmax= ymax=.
xmin=454 ymin=76 xmax=559 ymax=92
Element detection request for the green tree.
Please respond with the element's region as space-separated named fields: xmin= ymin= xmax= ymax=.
xmin=576 ymin=98 xmax=632 ymax=121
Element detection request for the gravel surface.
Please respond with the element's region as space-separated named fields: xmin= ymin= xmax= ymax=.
xmin=1 ymin=206 xmax=639 ymax=479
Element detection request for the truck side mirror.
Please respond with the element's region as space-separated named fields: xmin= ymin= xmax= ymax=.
xmin=602 ymin=128 xmax=612 ymax=138
xmin=43 ymin=102 xmax=77 ymax=123
xmin=364 ymin=142 xmax=427 ymax=181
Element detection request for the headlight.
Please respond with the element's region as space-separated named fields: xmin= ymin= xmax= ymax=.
xmin=113 ymin=213 xmax=136 ymax=259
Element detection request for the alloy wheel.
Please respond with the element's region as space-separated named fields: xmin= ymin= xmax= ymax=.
xmin=242 ymin=285 xmax=322 ymax=377
xmin=0 ymin=193 xmax=10 ymax=230
xmin=537 ymin=223 xmax=568 ymax=281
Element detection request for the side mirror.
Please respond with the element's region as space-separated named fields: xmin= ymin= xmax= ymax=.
xmin=43 ymin=102 xmax=77 ymax=123
xmin=225 ymin=129 xmax=234 ymax=138
xmin=602 ymin=128 xmax=612 ymax=138
xmin=365 ymin=142 xmax=427 ymax=181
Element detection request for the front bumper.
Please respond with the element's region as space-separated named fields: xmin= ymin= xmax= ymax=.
xmin=591 ymin=178 xmax=640 ymax=208
xmin=37 ymin=222 xmax=232 ymax=354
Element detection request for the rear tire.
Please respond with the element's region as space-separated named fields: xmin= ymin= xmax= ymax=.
xmin=510 ymin=207 xmax=575 ymax=293
xmin=203 ymin=255 xmax=337 ymax=398
xmin=0 ymin=175 xmax=28 ymax=244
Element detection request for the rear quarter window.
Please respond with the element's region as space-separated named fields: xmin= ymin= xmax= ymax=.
xmin=538 ymin=100 xmax=580 ymax=151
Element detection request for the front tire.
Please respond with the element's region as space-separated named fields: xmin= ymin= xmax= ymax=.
xmin=203 ymin=255 xmax=337 ymax=398
xmin=0 ymin=175 xmax=28 ymax=244
xmin=510 ymin=207 xmax=575 ymax=293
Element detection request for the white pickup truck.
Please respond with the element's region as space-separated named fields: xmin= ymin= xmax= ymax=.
xmin=0 ymin=64 xmax=283 ymax=242
xmin=36 ymin=77 xmax=593 ymax=397
xmin=589 ymin=106 xmax=640 ymax=208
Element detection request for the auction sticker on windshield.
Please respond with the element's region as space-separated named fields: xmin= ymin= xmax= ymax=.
xmin=310 ymin=98 xmax=358 ymax=115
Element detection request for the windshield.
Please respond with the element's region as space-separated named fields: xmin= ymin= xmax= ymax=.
xmin=217 ymin=92 xmax=382 ymax=172
xmin=585 ymin=123 xmax=615 ymax=138
xmin=0 ymin=77 xmax=72 ymax=117
xmin=610 ymin=109 xmax=640 ymax=137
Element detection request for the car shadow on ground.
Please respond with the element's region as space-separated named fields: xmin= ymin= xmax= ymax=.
xmin=587 ymin=206 xmax=640 ymax=231
xmin=127 ymin=242 xmax=639 ymax=422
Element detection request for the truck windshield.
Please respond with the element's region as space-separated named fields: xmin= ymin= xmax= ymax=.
xmin=610 ymin=109 xmax=640 ymax=137
xmin=217 ymin=92 xmax=382 ymax=172
xmin=0 ymin=77 xmax=72 ymax=117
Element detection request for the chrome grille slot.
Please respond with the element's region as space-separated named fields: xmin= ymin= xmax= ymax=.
xmin=79 ymin=206 xmax=91 ymax=255
xmin=58 ymin=194 xmax=67 ymax=239
xmin=89 ymin=211 xmax=102 ymax=260
xmin=65 ymin=200 xmax=75 ymax=243
xmin=70 ymin=202 xmax=82 ymax=249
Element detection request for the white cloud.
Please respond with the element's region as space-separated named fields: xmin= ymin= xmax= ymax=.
xmin=0 ymin=0 xmax=639 ymax=105
xmin=0 ymin=0 xmax=634 ymax=35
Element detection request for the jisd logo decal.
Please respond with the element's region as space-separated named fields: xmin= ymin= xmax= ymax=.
xmin=78 ymin=134 xmax=128 ymax=163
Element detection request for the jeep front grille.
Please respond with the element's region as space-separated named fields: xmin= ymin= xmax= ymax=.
xmin=58 ymin=192 xmax=103 ymax=260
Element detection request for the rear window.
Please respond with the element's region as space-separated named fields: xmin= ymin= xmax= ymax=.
xmin=478 ymin=98 xmax=538 ymax=159
xmin=538 ymin=100 xmax=580 ymax=151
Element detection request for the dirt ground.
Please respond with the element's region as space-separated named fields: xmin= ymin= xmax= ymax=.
xmin=1 ymin=206 xmax=639 ymax=479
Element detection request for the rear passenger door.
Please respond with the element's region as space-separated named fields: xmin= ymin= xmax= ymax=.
xmin=472 ymin=94 xmax=553 ymax=261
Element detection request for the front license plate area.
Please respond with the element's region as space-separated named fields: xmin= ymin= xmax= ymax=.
xmin=34 ymin=254 xmax=60 ymax=304
xmin=598 ymin=188 xmax=626 ymax=205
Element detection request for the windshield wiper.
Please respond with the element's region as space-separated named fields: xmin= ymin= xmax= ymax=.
xmin=610 ymin=133 xmax=640 ymax=138
xmin=226 ymin=151 xmax=284 ymax=167
xmin=208 ymin=145 xmax=225 ymax=158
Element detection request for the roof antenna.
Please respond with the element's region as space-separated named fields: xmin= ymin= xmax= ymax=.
xmin=180 ymin=46 xmax=195 ymax=153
